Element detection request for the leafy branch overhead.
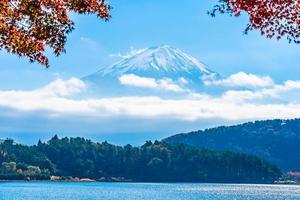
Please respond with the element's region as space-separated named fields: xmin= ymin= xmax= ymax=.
xmin=211 ymin=0 xmax=300 ymax=43
xmin=0 ymin=0 xmax=111 ymax=67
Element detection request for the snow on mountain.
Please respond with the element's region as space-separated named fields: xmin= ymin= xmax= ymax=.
xmin=82 ymin=45 xmax=219 ymax=97
xmin=85 ymin=45 xmax=216 ymax=78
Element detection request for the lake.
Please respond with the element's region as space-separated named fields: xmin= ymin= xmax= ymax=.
xmin=0 ymin=182 xmax=299 ymax=200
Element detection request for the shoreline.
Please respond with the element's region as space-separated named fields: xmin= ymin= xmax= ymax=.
xmin=0 ymin=180 xmax=299 ymax=185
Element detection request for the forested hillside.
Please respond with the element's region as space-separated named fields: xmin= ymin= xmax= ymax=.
xmin=0 ymin=136 xmax=281 ymax=183
xmin=164 ymin=119 xmax=300 ymax=171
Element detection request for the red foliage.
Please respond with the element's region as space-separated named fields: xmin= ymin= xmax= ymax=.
xmin=211 ymin=0 xmax=300 ymax=43
xmin=0 ymin=0 xmax=111 ymax=67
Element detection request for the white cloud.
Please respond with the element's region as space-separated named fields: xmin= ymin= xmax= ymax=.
xmin=204 ymin=72 xmax=274 ymax=88
xmin=119 ymin=74 xmax=158 ymax=89
xmin=261 ymin=80 xmax=300 ymax=97
xmin=158 ymin=79 xmax=184 ymax=92
xmin=110 ymin=47 xmax=146 ymax=59
xmin=221 ymin=80 xmax=300 ymax=102
xmin=0 ymin=77 xmax=300 ymax=123
xmin=178 ymin=77 xmax=188 ymax=85
xmin=119 ymin=74 xmax=184 ymax=92
xmin=0 ymin=78 xmax=86 ymax=113
xmin=38 ymin=78 xmax=86 ymax=97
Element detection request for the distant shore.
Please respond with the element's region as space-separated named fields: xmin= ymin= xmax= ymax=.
xmin=0 ymin=177 xmax=133 ymax=183
xmin=1 ymin=180 xmax=299 ymax=185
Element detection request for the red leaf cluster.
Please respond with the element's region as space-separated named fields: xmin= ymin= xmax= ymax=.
xmin=0 ymin=0 xmax=111 ymax=67
xmin=210 ymin=0 xmax=300 ymax=43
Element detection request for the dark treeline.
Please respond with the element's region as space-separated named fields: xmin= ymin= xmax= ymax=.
xmin=0 ymin=135 xmax=281 ymax=183
xmin=164 ymin=119 xmax=300 ymax=171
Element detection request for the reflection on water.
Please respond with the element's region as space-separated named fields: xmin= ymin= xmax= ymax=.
xmin=0 ymin=182 xmax=299 ymax=200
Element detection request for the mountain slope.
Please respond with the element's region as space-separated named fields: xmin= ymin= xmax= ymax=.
xmin=163 ymin=119 xmax=300 ymax=172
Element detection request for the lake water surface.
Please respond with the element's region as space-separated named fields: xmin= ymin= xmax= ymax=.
xmin=0 ymin=182 xmax=299 ymax=200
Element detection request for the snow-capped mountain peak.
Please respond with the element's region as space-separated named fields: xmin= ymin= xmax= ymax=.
xmin=88 ymin=45 xmax=216 ymax=79
xmin=83 ymin=45 xmax=219 ymax=97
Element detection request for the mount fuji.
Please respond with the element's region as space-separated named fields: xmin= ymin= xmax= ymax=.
xmin=83 ymin=45 xmax=219 ymax=97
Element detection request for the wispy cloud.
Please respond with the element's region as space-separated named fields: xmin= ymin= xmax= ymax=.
xmin=80 ymin=37 xmax=96 ymax=44
xmin=110 ymin=47 xmax=147 ymax=59
xmin=204 ymin=72 xmax=274 ymax=88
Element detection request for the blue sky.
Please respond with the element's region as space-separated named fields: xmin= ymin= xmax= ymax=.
xmin=0 ymin=0 xmax=299 ymax=145
xmin=0 ymin=0 xmax=299 ymax=89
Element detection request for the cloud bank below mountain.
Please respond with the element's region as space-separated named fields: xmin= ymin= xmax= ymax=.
xmin=0 ymin=73 xmax=300 ymax=124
